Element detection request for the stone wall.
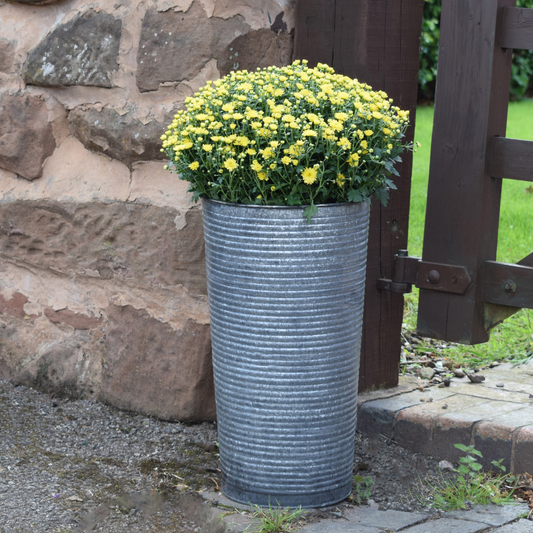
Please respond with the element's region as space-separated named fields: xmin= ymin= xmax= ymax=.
xmin=0 ymin=0 xmax=295 ymax=421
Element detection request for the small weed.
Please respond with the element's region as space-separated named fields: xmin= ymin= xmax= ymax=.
xmin=353 ymin=475 xmax=375 ymax=505
xmin=424 ymin=444 xmax=517 ymax=510
xmin=245 ymin=500 xmax=305 ymax=533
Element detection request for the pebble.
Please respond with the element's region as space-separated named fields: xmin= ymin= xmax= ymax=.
xmin=438 ymin=460 xmax=454 ymax=471
xmin=496 ymin=383 xmax=505 ymax=387
xmin=419 ymin=367 xmax=435 ymax=380
xmin=467 ymin=373 xmax=486 ymax=383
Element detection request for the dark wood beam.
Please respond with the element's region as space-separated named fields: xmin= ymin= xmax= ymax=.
xmin=482 ymin=260 xmax=533 ymax=309
xmin=486 ymin=137 xmax=533 ymax=182
xmin=498 ymin=7 xmax=533 ymax=50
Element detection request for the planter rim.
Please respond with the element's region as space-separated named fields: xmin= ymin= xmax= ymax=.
xmin=202 ymin=198 xmax=369 ymax=211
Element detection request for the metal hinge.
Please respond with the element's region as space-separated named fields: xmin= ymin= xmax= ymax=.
xmin=376 ymin=250 xmax=472 ymax=295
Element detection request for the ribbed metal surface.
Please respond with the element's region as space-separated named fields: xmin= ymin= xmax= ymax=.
xmin=202 ymin=199 xmax=370 ymax=508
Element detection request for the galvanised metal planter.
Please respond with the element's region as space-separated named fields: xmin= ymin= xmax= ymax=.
xmin=202 ymin=199 xmax=370 ymax=508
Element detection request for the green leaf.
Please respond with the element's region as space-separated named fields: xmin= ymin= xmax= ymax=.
xmin=303 ymin=203 xmax=318 ymax=223
xmin=374 ymin=187 xmax=390 ymax=206
xmin=347 ymin=189 xmax=363 ymax=203
xmin=454 ymin=443 xmax=470 ymax=453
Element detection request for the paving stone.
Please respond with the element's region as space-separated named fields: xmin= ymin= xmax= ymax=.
xmin=400 ymin=517 xmax=489 ymax=532
xmin=357 ymin=389 xmax=456 ymax=438
xmin=445 ymin=504 xmax=530 ymax=527
xmin=393 ymin=395 xmax=489 ymax=457
xmin=514 ymin=425 xmax=533 ymax=474
xmin=430 ymin=400 xmax=521 ymax=465
xmin=474 ymin=409 xmax=533 ymax=471
xmin=298 ymin=521 xmax=381 ymax=533
xmin=495 ymin=519 xmax=533 ymax=532
xmin=447 ymin=382 xmax=533 ymax=404
xmin=342 ymin=507 xmax=428 ymax=530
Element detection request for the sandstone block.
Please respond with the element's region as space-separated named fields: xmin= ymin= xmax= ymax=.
xmin=44 ymin=308 xmax=103 ymax=330
xmin=22 ymin=9 xmax=121 ymax=88
xmin=0 ymin=40 xmax=15 ymax=73
xmin=9 ymin=1 xmax=65 ymax=4
xmin=136 ymin=1 xmax=250 ymax=92
xmin=0 ymin=94 xmax=56 ymax=181
xmin=218 ymin=28 xmax=293 ymax=78
xmin=101 ymin=304 xmax=215 ymax=421
xmin=68 ymin=108 xmax=169 ymax=169
xmin=0 ymin=200 xmax=207 ymax=295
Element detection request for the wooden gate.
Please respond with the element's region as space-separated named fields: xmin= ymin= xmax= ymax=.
xmin=294 ymin=0 xmax=533 ymax=391
xmin=294 ymin=0 xmax=424 ymax=391
xmin=379 ymin=0 xmax=533 ymax=344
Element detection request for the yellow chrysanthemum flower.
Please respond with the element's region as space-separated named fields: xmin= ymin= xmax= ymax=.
xmin=251 ymin=160 xmax=263 ymax=172
xmin=348 ymin=153 xmax=360 ymax=167
xmin=189 ymin=161 xmax=200 ymax=170
xmin=223 ymin=158 xmax=238 ymax=171
xmin=202 ymin=144 xmax=213 ymax=152
xmin=336 ymin=173 xmax=346 ymax=187
xmin=337 ymin=137 xmax=351 ymax=150
xmin=301 ymin=167 xmax=318 ymax=185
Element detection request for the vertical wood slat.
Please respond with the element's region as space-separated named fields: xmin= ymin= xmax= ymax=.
xmin=417 ymin=0 xmax=514 ymax=343
xmin=294 ymin=0 xmax=424 ymax=391
xmin=499 ymin=7 xmax=533 ymax=49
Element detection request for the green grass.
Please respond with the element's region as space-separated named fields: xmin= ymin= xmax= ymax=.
xmin=245 ymin=502 xmax=305 ymax=533
xmin=405 ymin=100 xmax=533 ymax=368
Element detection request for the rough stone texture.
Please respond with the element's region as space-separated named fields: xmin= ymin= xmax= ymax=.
xmin=445 ymin=504 xmax=531 ymax=528
xmin=0 ymin=200 xmax=207 ymax=294
xmin=68 ymin=108 xmax=169 ymax=169
xmin=206 ymin=0 xmax=295 ymax=30
xmin=218 ymin=28 xmax=293 ymax=77
xmin=44 ymin=307 xmax=103 ymax=330
xmin=0 ymin=39 xmax=15 ymax=73
xmin=9 ymin=0 xmax=65 ymax=4
xmin=0 ymin=309 xmax=105 ymax=398
xmin=0 ymin=94 xmax=56 ymax=180
xmin=22 ymin=9 xmax=122 ymax=88
xmin=514 ymin=425 xmax=533 ymax=474
xmin=101 ymin=304 xmax=215 ymax=421
xmin=0 ymin=291 xmax=38 ymax=322
xmin=136 ymin=1 xmax=250 ymax=92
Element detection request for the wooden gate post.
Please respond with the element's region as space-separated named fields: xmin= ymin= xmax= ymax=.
xmin=417 ymin=0 xmax=514 ymax=343
xmin=293 ymin=0 xmax=424 ymax=390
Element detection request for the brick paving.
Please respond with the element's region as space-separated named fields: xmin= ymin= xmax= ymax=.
xmin=357 ymin=359 xmax=533 ymax=474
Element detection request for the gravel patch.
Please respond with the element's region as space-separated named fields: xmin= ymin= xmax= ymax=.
xmin=1 ymin=379 xmax=458 ymax=532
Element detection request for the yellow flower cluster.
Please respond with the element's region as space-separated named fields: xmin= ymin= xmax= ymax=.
xmin=161 ymin=60 xmax=410 ymax=212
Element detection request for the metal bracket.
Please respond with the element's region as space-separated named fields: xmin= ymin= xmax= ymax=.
xmin=377 ymin=250 xmax=472 ymax=295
